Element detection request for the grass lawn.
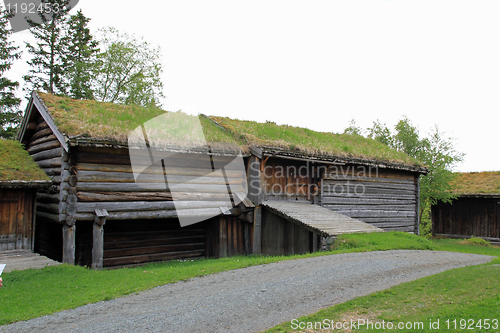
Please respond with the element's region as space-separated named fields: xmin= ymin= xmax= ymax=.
xmin=0 ymin=232 xmax=498 ymax=328
xmin=264 ymin=236 xmax=500 ymax=333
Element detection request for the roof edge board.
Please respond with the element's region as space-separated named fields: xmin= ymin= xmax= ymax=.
xmin=16 ymin=97 xmax=34 ymax=143
xmin=0 ymin=180 xmax=52 ymax=189
xmin=31 ymin=92 xmax=69 ymax=152
xmin=258 ymin=147 xmax=428 ymax=174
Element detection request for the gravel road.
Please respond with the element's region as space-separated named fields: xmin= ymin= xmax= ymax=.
xmin=1 ymin=250 xmax=493 ymax=333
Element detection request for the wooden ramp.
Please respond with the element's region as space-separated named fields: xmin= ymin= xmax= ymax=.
xmin=262 ymin=201 xmax=384 ymax=236
xmin=0 ymin=250 xmax=60 ymax=273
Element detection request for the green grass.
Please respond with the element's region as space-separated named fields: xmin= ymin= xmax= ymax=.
xmin=330 ymin=231 xmax=436 ymax=252
xmin=40 ymin=93 xmax=243 ymax=148
xmin=211 ymin=116 xmax=420 ymax=166
xmin=264 ymin=236 xmax=500 ymax=333
xmin=41 ymin=93 xmax=167 ymax=142
xmin=0 ymin=255 xmax=283 ymax=325
xmin=0 ymin=139 xmax=50 ymax=182
xmin=451 ymin=171 xmax=500 ymax=195
xmin=38 ymin=93 xmax=421 ymax=166
xmin=265 ymin=260 xmax=500 ymax=332
xmin=0 ymin=232 xmax=428 ymax=325
xmin=1 ymin=232 xmax=497 ymax=328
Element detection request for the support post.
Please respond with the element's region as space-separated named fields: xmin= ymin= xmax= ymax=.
xmin=62 ymin=217 xmax=76 ymax=265
xmin=92 ymin=209 xmax=108 ymax=270
xmin=415 ymin=175 xmax=421 ymax=235
xmin=218 ymin=215 xmax=227 ymax=258
xmin=252 ymin=205 xmax=262 ymax=254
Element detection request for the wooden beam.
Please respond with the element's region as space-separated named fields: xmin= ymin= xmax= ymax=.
xmin=28 ymin=134 xmax=57 ymax=148
xmin=31 ymin=147 xmax=63 ymax=161
xmin=62 ymin=221 xmax=76 ymax=265
xmin=27 ymin=139 xmax=61 ymax=155
xmin=92 ymin=209 xmax=108 ymax=270
xmin=218 ymin=216 xmax=227 ymax=258
xmin=76 ymin=163 xmax=245 ymax=178
xmin=74 ymin=200 xmax=230 ymax=213
xmin=75 ymin=182 xmax=244 ymax=193
xmin=246 ymin=155 xmax=266 ymax=205
xmin=75 ymin=191 xmax=230 ymax=202
xmin=260 ymin=156 xmax=270 ymax=172
xmin=72 ymin=207 xmax=231 ymax=221
xmin=36 ymin=157 xmax=62 ymax=169
xmin=252 ymin=205 xmax=262 ymax=254
xmin=30 ymin=128 xmax=53 ymax=142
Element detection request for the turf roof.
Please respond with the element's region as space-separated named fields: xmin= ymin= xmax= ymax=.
xmin=210 ymin=116 xmax=420 ymax=166
xmin=37 ymin=92 xmax=243 ymax=148
xmin=37 ymin=92 xmax=420 ymax=167
xmin=0 ymin=139 xmax=51 ymax=182
xmin=450 ymin=171 xmax=500 ymax=195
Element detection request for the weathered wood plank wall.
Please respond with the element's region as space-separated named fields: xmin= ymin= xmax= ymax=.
xmin=101 ymin=219 xmax=206 ymax=268
xmin=322 ymin=166 xmax=419 ymax=232
xmin=205 ymin=215 xmax=252 ymax=258
xmin=432 ymin=197 xmax=500 ymax=241
xmin=260 ymin=208 xmax=320 ymax=256
xmin=262 ymin=158 xmax=312 ymax=202
xmin=0 ymin=189 xmax=35 ymax=250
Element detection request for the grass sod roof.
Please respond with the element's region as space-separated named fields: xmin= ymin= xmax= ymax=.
xmin=37 ymin=92 xmax=244 ymax=150
xmin=0 ymin=139 xmax=51 ymax=183
xmin=210 ymin=116 xmax=420 ymax=166
xmin=450 ymin=171 xmax=500 ymax=195
xmin=36 ymin=92 xmax=421 ymax=168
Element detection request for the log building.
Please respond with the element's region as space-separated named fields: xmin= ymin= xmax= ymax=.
xmin=17 ymin=92 xmax=427 ymax=268
xmin=432 ymin=171 xmax=500 ymax=243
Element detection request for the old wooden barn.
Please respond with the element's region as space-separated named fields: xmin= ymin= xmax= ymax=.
xmin=17 ymin=92 xmax=426 ymax=268
xmin=432 ymin=171 xmax=500 ymax=243
xmin=0 ymin=139 xmax=51 ymax=251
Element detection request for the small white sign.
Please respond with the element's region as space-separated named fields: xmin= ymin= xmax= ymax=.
xmin=0 ymin=264 xmax=5 ymax=276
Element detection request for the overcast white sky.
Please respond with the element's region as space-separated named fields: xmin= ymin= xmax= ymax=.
xmin=6 ymin=0 xmax=500 ymax=172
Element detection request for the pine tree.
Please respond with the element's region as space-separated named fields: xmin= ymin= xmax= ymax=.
xmin=23 ymin=0 xmax=71 ymax=96
xmin=64 ymin=10 xmax=99 ymax=100
xmin=0 ymin=8 xmax=22 ymax=139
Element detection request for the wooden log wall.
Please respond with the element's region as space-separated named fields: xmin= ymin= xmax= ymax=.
xmin=432 ymin=197 xmax=500 ymax=241
xmin=0 ymin=189 xmax=35 ymax=250
xmin=66 ymin=146 xmax=249 ymax=267
xmin=102 ymin=219 xmax=206 ymax=268
xmin=22 ymin=117 xmax=66 ymax=261
xmin=260 ymin=208 xmax=320 ymax=256
xmin=321 ymin=166 xmax=419 ymax=232
xmin=26 ymin=118 xmax=65 ymax=225
xmin=70 ymin=147 xmax=246 ymax=222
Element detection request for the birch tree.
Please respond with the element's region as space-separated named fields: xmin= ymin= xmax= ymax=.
xmin=94 ymin=27 xmax=164 ymax=107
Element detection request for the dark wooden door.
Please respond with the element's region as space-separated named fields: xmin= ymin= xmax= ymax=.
xmin=0 ymin=189 xmax=35 ymax=250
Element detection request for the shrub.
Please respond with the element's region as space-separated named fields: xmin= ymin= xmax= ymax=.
xmin=468 ymin=237 xmax=490 ymax=247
